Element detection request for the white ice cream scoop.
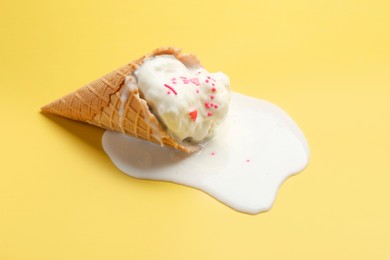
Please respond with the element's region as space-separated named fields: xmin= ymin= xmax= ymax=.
xmin=133 ymin=55 xmax=231 ymax=143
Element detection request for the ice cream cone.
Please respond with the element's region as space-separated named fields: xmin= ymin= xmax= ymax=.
xmin=41 ymin=47 xmax=200 ymax=153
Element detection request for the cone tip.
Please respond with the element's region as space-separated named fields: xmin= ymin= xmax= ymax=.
xmin=40 ymin=103 xmax=51 ymax=113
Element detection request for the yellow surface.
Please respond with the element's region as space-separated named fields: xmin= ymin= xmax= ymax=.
xmin=1 ymin=0 xmax=389 ymax=259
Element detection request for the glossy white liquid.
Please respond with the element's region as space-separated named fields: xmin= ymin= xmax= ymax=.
xmin=102 ymin=92 xmax=309 ymax=214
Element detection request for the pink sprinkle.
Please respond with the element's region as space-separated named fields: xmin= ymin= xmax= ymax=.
xmin=183 ymin=79 xmax=189 ymax=84
xmin=211 ymin=77 xmax=216 ymax=82
xmin=210 ymin=95 xmax=215 ymax=99
xmin=214 ymin=104 xmax=218 ymax=109
xmin=207 ymin=76 xmax=211 ymax=79
xmin=164 ymin=84 xmax=177 ymax=95
xmin=172 ymin=82 xmax=177 ymax=84
xmin=211 ymin=87 xmax=216 ymax=92
xmin=206 ymin=80 xmax=209 ymax=83
xmin=246 ymin=159 xmax=250 ymax=163
xmin=172 ymin=77 xmax=176 ymax=80
xmin=190 ymin=78 xmax=200 ymax=86
xmin=211 ymin=152 xmax=215 ymax=156
xmin=208 ymin=111 xmax=213 ymax=116
xmin=167 ymin=91 xmax=171 ymax=95
xmin=196 ymin=89 xmax=199 ymax=93
xmin=212 ymin=83 xmax=215 ymax=87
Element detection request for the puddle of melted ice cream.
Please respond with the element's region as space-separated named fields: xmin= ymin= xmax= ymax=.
xmin=102 ymin=92 xmax=309 ymax=214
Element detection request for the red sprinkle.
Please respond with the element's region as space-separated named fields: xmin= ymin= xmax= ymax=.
xmin=211 ymin=87 xmax=216 ymax=92
xmin=205 ymin=102 xmax=211 ymax=108
xmin=189 ymin=110 xmax=198 ymax=121
xmin=164 ymin=84 xmax=177 ymax=95
xmin=210 ymin=95 xmax=215 ymax=99
xmin=214 ymin=104 xmax=218 ymax=109
xmin=208 ymin=111 xmax=213 ymax=116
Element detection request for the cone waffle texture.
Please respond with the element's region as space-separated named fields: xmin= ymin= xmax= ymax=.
xmin=41 ymin=47 xmax=201 ymax=153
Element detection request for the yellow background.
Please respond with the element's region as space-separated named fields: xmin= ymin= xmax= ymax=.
xmin=1 ymin=0 xmax=389 ymax=259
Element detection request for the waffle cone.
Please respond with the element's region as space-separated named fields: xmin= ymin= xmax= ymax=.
xmin=41 ymin=47 xmax=200 ymax=153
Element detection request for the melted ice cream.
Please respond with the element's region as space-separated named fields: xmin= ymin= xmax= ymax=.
xmin=102 ymin=93 xmax=309 ymax=214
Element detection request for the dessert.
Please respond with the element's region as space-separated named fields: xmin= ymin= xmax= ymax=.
xmin=41 ymin=47 xmax=231 ymax=153
xmin=41 ymin=47 xmax=309 ymax=214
